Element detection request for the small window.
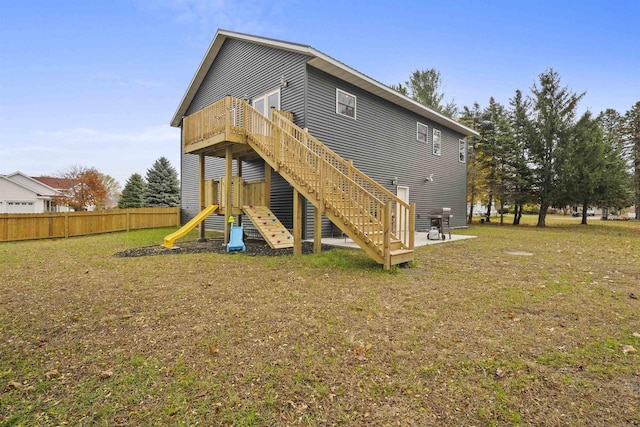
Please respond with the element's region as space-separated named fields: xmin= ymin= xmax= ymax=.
xmin=336 ymin=89 xmax=356 ymax=119
xmin=433 ymin=129 xmax=442 ymax=156
xmin=417 ymin=122 xmax=428 ymax=143
xmin=459 ymin=139 xmax=467 ymax=163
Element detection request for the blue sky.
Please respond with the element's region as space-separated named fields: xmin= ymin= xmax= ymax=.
xmin=1 ymin=0 xmax=638 ymax=187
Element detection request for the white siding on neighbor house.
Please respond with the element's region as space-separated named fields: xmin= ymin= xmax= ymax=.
xmin=0 ymin=178 xmax=40 ymax=213
xmin=6 ymin=173 xmax=58 ymax=197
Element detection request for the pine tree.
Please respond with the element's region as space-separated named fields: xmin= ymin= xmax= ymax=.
xmin=460 ymin=103 xmax=484 ymax=223
xmin=598 ymin=109 xmax=631 ymax=218
xmin=625 ymin=102 xmax=640 ymax=219
xmin=528 ymin=69 xmax=585 ymax=227
xmin=144 ymin=157 xmax=180 ymax=207
xmin=508 ymin=90 xmax=533 ymax=225
xmin=397 ymin=69 xmax=458 ymax=118
xmin=478 ymin=98 xmax=514 ymax=224
xmin=559 ymin=112 xmax=606 ymax=224
xmin=118 ymin=173 xmax=147 ymax=209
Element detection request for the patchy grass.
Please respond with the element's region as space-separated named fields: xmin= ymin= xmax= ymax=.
xmin=1 ymin=217 xmax=639 ymax=426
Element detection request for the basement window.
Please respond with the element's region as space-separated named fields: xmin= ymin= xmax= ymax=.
xmin=336 ymin=89 xmax=356 ymax=119
xmin=417 ymin=122 xmax=428 ymax=143
xmin=433 ymin=129 xmax=442 ymax=156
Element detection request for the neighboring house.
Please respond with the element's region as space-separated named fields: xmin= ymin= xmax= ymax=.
xmin=33 ymin=176 xmax=104 ymax=211
xmin=0 ymin=172 xmax=69 ymax=213
xmin=31 ymin=176 xmax=77 ymax=197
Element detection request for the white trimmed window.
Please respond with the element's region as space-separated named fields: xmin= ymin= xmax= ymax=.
xmin=432 ymin=129 xmax=442 ymax=156
xmin=336 ymin=89 xmax=356 ymax=119
xmin=459 ymin=139 xmax=467 ymax=163
xmin=417 ymin=122 xmax=428 ymax=143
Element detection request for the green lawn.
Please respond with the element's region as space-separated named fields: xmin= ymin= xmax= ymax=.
xmin=1 ymin=217 xmax=639 ymax=426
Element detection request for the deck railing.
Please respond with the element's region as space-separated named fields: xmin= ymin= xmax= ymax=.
xmin=183 ymin=97 xmax=246 ymax=150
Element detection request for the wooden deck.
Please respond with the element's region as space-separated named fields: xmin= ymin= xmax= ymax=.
xmin=182 ymin=96 xmax=415 ymax=269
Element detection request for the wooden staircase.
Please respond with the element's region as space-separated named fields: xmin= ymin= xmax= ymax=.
xmin=183 ymin=97 xmax=415 ymax=269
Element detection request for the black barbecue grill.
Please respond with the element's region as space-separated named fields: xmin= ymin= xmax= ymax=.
xmin=427 ymin=207 xmax=452 ymax=240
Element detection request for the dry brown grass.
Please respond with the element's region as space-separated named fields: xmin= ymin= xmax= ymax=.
xmin=1 ymin=217 xmax=639 ymax=426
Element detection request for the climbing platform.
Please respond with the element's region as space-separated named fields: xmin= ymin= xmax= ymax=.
xmin=242 ymin=205 xmax=293 ymax=249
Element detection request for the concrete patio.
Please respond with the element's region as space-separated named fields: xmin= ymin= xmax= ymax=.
xmin=311 ymin=231 xmax=476 ymax=249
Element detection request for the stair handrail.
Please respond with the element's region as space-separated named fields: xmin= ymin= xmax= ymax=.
xmin=271 ymin=110 xmax=410 ymax=213
xmin=246 ymin=102 xmax=413 ymax=251
xmin=270 ymin=109 xmax=414 ymax=250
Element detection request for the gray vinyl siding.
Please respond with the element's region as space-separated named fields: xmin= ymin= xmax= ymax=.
xmin=180 ymin=38 xmax=310 ymax=230
xmin=304 ymin=66 xmax=468 ymax=231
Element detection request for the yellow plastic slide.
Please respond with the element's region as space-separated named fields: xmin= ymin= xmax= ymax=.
xmin=162 ymin=205 xmax=218 ymax=248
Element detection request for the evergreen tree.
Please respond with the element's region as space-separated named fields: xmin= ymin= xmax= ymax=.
xmin=560 ymin=111 xmax=630 ymax=224
xmin=144 ymin=157 xmax=180 ymax=207
xmin=389 ymin=83 xmax=408 ymax=96
xmin=528 ymin=69 xmax=585 ymax=227
xmin=598 ymin=109 xmax=632 ymax=218
xmin=118 ymin=173 xmax=147 ymax=209
xmin=398 ymin=69 xmax=458 ymax=118
xmin=625 ymin=102 xmax=640 ymax=219
xmin=460 ymin=103 xmax=484 ymax=223
xmin=478 ymin=98 xmax=514 ymax=225
xmin=559 ymin=112 xmax=606 ymax=224
xmin=508 ymin=90 xmax=533 ymax=225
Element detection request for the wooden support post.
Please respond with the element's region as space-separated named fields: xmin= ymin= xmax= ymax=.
xmin=384 ymin=201 xmax=392 ymax=271
xmin=224 ymin=147 xmax=233 ymax=245
xmin=313 ymin=206 xmax=322 ymax=254
xmin=409 ymin=202 xmax=416 ymax=250
xmin=293 ymin=188 xmax=303 ymax=256
xmin=199 ymin=153 xmax=206 ymax=241
xmin=264 ymin=162 xmax=271 ymax=209
xmin=237 ymin=158 xmax=242 ymax=226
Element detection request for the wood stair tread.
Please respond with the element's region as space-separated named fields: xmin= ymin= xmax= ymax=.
xmin=390 ymin=249 xmax=413 ymax=255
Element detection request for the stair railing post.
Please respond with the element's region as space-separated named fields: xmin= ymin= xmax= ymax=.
xmin=409 ymin=202 xmax=416 ymax=250
xmin=225 ymin=97 xmax=231 ymax=141
xmin=384 ymin=200 xmax=392 ymax=270
xmin=319 ymin=156 xmax=325 ymax=208
xmin=273 ymin=118 xmax=281 ymax=171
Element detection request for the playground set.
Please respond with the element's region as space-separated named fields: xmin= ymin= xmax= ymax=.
xmin=162 ymin=97 xmax=416 ymax=269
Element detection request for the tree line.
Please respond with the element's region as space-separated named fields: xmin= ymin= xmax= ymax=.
xmin=53 ymin=156 xmax=180 ymax=210
xmin=117 ymin=157 xmax=180 ymax=209
xmin=393 ymin=68 xmax=640 ymax=226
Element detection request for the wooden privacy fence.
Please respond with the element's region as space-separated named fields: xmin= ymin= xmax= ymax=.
xmin=0 ymin=207 xmax=180 ymax=242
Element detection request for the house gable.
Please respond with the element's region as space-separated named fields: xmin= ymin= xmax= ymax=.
xmin=171 ymin=29 xmax=478 ymax=139
xmin=6 ymin=172 xmax=58 ymax=196
xmin=0 ymin=176 xmax=38 ymax=199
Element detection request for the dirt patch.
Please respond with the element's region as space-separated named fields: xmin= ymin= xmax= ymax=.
xmin=114 ymin=238 xmax=336 ymax=258
xmin=503 ymin=248 xmax=534 ymax=256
